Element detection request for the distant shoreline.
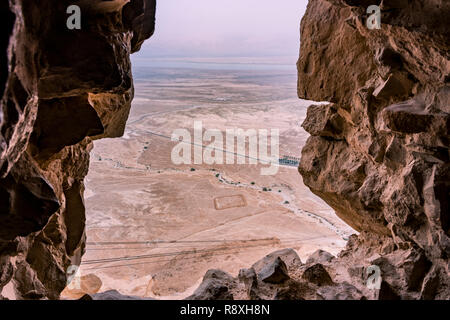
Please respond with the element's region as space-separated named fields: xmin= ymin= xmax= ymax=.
xmin=132 ymin=56 xmax=298 ymax=72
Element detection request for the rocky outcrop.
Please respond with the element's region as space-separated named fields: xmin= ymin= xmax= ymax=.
xmin=0 ymin=0 xmax=155 ymax=299
xmin=189 ymin=243 xmax=442 ymax=300
xmin=187 ymin=270 xmax=236 ymax=300
xmin=189 ymin=248 xmax=368 ymax=300
xmin=80 ymin=289 xmax=155 ymax=300
xmin=297 ymin=0 xmax=449 ymax=299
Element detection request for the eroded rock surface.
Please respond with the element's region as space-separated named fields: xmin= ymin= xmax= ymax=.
xmin=189 ymin=248 xmax=367 ymax=300
xmin=0 ymin=0 xmax=155 ymax=299
xmin=80 ymin=289 xmax=155 ymax=301
xmin=297 ymin=0 xmax=449 ymax=299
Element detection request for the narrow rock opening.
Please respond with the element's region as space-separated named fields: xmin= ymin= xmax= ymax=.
xmin=73 ymin=0 xmax=355 ymax=299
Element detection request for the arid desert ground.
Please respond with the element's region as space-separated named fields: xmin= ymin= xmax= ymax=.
xmin=64 ymin=58 xmax=355 ymax=299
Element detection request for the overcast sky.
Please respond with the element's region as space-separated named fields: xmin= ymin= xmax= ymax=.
xmin=135 ymin=0 xmax=308 ymax=58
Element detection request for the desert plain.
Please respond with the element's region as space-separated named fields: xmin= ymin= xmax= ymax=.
xmin=63 ymin=58 xmax=355 ymax=299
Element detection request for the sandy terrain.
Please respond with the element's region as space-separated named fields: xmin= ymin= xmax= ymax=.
xmin=64 ymin=61 xmax=355 ymax=299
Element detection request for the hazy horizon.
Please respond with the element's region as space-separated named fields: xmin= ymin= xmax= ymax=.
xmin=134 ymin=0 xmax=308 ymax=59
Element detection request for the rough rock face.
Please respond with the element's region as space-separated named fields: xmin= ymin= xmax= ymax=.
xmin=189 ymin=249 xmax=368 ymax=300
xmin=80 ymin=290 xmax=155 ymax=300
xmin=297 ymin=0 xmax=449 ymax=299
xmin=187 ymin=270 xmax=236 ymax=300
xmin=0 ymin=0 xmax=155 ymax=299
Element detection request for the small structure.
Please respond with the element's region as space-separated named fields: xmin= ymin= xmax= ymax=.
xmin=278 ymin=155 xmax=300 ymax=167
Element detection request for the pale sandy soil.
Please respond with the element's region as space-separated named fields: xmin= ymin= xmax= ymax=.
xmin=63 ymin=65 xmax=355 ymax=299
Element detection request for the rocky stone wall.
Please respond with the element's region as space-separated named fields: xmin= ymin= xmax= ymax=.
xmin=297 ymin=0 xmax=449 ymax=299
xmin=0 ymin=0 xmax=156 ymax=299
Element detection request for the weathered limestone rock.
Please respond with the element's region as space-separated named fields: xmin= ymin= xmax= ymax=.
xmin=80 ymin=289 xmax=155 ymax=300
xmin=316 ymin=282 xmax=365 ymax=300
xmin=238 ymin=268 xmax=259 ymax=300
xmin=274 ymin=280 xmax=318 ymax=300
xmin=301 ymin=264 xmax=334 ymax=287
xmin=251 ymin=248 xmax=303 ymax=274
xmin=186 ymin=270 xmax=235 ymax=300
xmin=305 ymin=249 xmax=335 ymax=265
xmin=296 ymin=0 xmax=449 ymax=299
xmin=190 ymin=248 xmax=368 ymax=300
xmin=258 ymin=257 xmax=290 ymax=284
xmin=0 ymin=0 xmax=156 ymax=299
